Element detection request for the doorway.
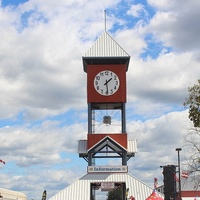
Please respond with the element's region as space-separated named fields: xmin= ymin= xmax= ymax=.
xmin=90 ymin=182 xmax=126 ymax=200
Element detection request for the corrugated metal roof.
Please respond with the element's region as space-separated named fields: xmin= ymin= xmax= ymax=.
xmin=78 ymin=140 xmax=87 ymax=154
xmin=128 ymin=140 xmax=138 ymax=153
xmin=48 ymin=173 xmax=162 ymax=200
xmin=83 ymin=31 xmax=130 ymax=58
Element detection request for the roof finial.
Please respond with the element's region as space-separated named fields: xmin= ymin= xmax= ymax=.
xmin=104 ymin=9 xmax=107 ymax=31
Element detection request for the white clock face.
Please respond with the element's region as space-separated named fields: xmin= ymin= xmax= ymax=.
xmin=94 ymin=70 xmax=120 ymax=96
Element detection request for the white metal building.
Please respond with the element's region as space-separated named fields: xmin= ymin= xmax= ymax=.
xmin=0 ymin=188 xmax=27 ymax=200
xmin=48 ymin=173 xmax=160 ymax=200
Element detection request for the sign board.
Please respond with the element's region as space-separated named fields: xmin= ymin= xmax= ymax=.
xmin=101 ymin=182 xmax=115 ymax=191
xmin=88 ymin=166 xmax=128 ymax=173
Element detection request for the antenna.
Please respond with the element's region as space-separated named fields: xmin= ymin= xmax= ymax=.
xmin=104 ymin=10 xmax=107 ymax=31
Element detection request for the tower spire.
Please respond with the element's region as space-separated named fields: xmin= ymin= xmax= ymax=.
xmin=104 ymin=9 xmax=107 ymax=31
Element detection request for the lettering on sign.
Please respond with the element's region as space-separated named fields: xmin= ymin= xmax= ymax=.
xmin=88 ymin=166 xmax=128 ymax=173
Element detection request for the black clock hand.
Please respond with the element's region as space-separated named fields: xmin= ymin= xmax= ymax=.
xmin=104 ymin=78 xmax=112 ymax=94
xmin=104 ymin=78 xmax=112 ymax=85
xmin=104 ymin=80 xmax=108 ymax=93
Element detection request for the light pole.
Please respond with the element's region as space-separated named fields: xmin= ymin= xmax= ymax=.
xmin=176 ymin=148 xmax=182 ymax=200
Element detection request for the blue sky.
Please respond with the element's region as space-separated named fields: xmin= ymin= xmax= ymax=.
xmin=0 ymin=0 xmax=200 ymax=199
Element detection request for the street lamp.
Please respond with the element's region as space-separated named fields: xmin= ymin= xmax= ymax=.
xmin=176 ymin=148 xmax=182 ymax=200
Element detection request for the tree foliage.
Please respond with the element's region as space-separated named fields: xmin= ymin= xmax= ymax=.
xmin=107 ymin=188 xmax=123 ymax=200
xmin=183 ymin=80 xmax=200 ymax=188
xmin=183 ymin=80 xmax=200 ymax=127
xmin=184 ymin=129 xmax=200 ymax=188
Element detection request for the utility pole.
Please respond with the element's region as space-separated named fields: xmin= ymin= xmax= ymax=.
xmin=176 ymin=148 xmax=182 ymax=200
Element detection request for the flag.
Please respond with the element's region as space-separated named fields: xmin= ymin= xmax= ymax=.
xmin=154 ymin=178 xmax=158 ymax=189
xmin=181 ymin=171 xmax=189 ymax=178
xmin=174 ymin=174 xmax=179 ymax=182
xmin=0 ymin=160 xmax=5 ymax=164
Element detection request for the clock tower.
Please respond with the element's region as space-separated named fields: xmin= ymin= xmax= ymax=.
xmin=79 ymin=31 xmax=136 ymax=168
xmin=49 ymin=31 xmax=154 ymax=200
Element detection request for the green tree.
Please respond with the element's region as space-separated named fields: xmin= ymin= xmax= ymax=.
xmin=107 ymin=188 xmax=123 ymax=200
xmin=183 ymin=79 xmax=200 ymax=127
xmin=183 ymin=80 xmax=200 ymax=187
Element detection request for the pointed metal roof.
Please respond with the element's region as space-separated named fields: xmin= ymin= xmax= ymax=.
xmin=87 ymin=135 xmax=127 ymax=152
xmin=83 ymin=31 xmax=130 ymax=72
xmin=78 ymin=139 xmax=137 ymax=156
xmin=83 ymin=31 xmax=130 ymax=57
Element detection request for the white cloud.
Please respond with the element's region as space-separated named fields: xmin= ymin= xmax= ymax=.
xmin=147 ymin=0 xmax=200 ymax=53
xmin=147 ymin=0 xmax=175 ymax=10
xmin=115 ymin=28 xmax=147 ymax=57
xmin=0 ymin=119 xmax=88 ymax=197
xmin=127 ymin=110 xmax=191 ymax=186
xmin=127 ymin=52 xmax=200 ymax=109
xmin=127 ymin=4 xmax=147 ymax=18
xmin=0 ymin=0 xmax=129 ymax=121
xmin=0 ymin=4 xmax=88 ymax=120
xmin=0 ymin=110 xmax=192 ymax=198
